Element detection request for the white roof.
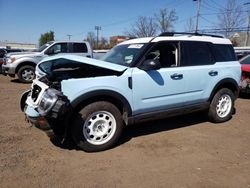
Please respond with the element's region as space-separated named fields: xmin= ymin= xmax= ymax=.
xmin=119 ymin=35 xmax=232 ymax=45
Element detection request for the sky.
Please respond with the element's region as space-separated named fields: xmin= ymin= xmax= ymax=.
xmin=0 ymin=0 xmax=248 ymax=45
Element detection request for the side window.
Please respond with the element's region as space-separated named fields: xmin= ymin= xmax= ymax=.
xmin=72 ymin=43 xmax=88 ymax=53
xmin=0 ymin=49 xmax=6 ymax=58
xmin=145 ymin=42 xmax=178 ymax=68
xmin=48 ymin=43 xmax=68 ymax=54
xmin=182 ymin=42 xmax=214 ymax=66
xmin=240 ymin=55 xmax=250 ymax=64
xmin=212 ymin=44 xmax=236 ymax=62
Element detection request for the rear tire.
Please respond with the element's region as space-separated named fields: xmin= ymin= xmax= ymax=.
xmin=17 ymin=65 xmax=35 ymax=83
xmin=71 ymin=101 xmax=124 ymax=152
xmin=208 ymin=88 xmax=235 ymax=123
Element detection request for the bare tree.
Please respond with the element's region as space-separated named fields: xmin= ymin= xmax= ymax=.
xmin=86 ymin=32 xmax=96 ymax=48
xmin=126 ymin=16 xmax=157 ymax=37
xmin=155 ymin=8 xmax=178 ymax=32
xmin=185 ymin=17 xmax=195 ymax=32
xmin=216 ymin=0 xmax=245 ymax=37
xmin=99 ymin=37 xmax=108 ymax=49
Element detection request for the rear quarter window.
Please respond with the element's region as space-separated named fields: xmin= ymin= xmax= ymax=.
xmin=212 ymin=44 xmax=236 ymax=62
xmin=72 ymin=43 xmax=88 ymax=53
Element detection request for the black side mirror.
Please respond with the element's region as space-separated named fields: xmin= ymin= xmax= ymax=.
xmin=140 ymin=59 xmax=161 ymax=71
xmin=45 ymin=49 xmax=54 ymax=55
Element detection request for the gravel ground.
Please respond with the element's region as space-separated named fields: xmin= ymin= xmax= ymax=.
xmin=0 ymin=75 xmax=250 ymax=188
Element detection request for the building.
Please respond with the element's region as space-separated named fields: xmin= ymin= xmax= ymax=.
xmin=230 ymin=32 xmax=250 ymax=47
xmin=110 ymin=36 xmax=129 ymax=46
xmin=0 ymin=41 xmax=37 ymax=50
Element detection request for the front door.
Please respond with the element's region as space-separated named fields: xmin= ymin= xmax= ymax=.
xmin=132 ymin=41 xmax=188 ymax=115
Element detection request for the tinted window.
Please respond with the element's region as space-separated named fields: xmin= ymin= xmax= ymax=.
xmin=48 ymin=43 xmax=68 ymax=54
xmin=72 ymin=43 xmax=87 ymax=53
xmin=0 ymin=49 xmax=6 ymax=58
xmin=240 ymin=55 xmax=250 ymax=64
xmin=213 ymin=44 xmax=236 ymax=62
xmin=6 ymin=49 xmax=23 ymax=53
xmin=182 ymin=42 xmax=214 ymax=66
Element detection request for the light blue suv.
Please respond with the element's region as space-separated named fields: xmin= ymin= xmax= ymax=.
xmin=21 ymin=32 xmax=241 ymax=152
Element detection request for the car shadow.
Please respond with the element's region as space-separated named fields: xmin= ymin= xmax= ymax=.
xmin=239 ymin=92 xmax=250 ymax=99
xmin=117 ymin=112 xmax=208 ymax=146
xmin=50 ymin=112 xmax=208 ymax=152
xmin=10 ymin=79 xmax=24 ymax=83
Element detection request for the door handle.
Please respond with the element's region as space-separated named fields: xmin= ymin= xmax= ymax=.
xmin=209 ymin=71 xmax=218 ymax=76
xmin=171 ymin=73 xmax=183 ymax=80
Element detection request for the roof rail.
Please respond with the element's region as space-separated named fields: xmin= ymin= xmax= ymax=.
xmin=158 ymin=32 xmax=224 ymax=38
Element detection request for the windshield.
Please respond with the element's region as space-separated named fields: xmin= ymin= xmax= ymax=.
xmin=101 ymin=43 xmax=146 ymax=66
xmin=35 ymin=41 xmax=54 ymax=52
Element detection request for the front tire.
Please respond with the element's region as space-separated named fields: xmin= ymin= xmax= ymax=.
xmin=208 ymin=88 xmax=235 ymax=123
xmin=17 ymin=65 xmax=35 ymax=83
xmin=71 ymin=101 xmax=124 ymax=152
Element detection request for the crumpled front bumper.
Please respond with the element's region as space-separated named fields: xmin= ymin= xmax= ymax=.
xmin=20 ymin=90 xmax=51 ymax=131
xmin=20 ymin=87 xmax=70 ymax=134
xmin=24 ymin=105 xmax=51 ymax=130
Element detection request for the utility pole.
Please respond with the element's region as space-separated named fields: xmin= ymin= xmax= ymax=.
xmin=244 ymin=2 xmax=250 ymax=46
xmin=67 ymin=34 xmax=72 ymax=41
xmin=95 ymin=26 xmax=101 ymax=49
xmin=193 ymin=0 xmax=201 ymax=33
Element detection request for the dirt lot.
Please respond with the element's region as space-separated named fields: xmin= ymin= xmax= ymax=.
xmin=0 ymin=75 xmax=250 ymax=188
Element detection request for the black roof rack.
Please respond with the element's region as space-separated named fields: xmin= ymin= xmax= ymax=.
xmin=158 ymin=32 xmax=224 ymax=38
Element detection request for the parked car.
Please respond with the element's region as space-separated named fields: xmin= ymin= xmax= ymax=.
xmin=0 ymin=49 xmax=7 ymax=73
xmin=2 ymin=41 xmax=93 ymax=82
xmin=239 ymin=54 xmax=250 ymax=93
xmin=21 ymin=32 xmax=241 ymax=152
xmin=234 ymin=46 xmax=250 ymax=60
xmin=93 ymin=49 xmax=109 ymax=59
xmin=0 ymin=48 xmax=24 ymax=73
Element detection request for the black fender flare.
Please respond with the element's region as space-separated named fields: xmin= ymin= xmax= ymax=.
xmin=20 ymin=90 xmax=31 ymax=112
xmin=71 ymin=90 xmax=132 ymax=117
xmin=209 ymin=78 xmax=239 ymax=102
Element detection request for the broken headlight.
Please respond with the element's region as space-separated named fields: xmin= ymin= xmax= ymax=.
xmin=37 ymin=88 xmax=58 ymax=116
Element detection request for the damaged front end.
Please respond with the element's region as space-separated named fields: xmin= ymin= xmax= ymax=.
xmin=21 ymin=78 xmax=70 ymax=135
xmin=21 ymin=55 xmax=128 ymax=136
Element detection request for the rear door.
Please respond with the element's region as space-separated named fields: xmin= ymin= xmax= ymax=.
xmin=179 ymin=41 xmax=216 ymax=103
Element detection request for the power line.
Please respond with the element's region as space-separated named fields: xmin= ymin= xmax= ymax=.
xmin=200 ymin=15 xmax=216 ymax=25
xmin=202 ymin=1 xmax=218 ymax=12
xmin=209 ymin=0 xmax=225 ymax=9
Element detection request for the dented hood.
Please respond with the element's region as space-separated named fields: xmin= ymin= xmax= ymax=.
xmin=39 ymin=54 xmax=128 ymax=72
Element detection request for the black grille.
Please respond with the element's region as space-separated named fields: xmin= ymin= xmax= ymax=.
xmin=31 ymin=85 xmax=42 ymax=102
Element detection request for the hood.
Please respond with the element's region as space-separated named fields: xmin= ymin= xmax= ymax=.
xmin=39 ymin=54 xmax=128 ymax=72
xmin=7 ymin=51 xmax=41 ymax=58
xmin=36 ymin=54 xmax=129 ymax=82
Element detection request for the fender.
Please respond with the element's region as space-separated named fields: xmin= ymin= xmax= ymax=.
xmin=209 ymin=78 xmax=239 ymax=101
xmin=71 ymin=89 xmax=132 ymax=116
xmin=20 ymin=90 xmax=31 ymax=112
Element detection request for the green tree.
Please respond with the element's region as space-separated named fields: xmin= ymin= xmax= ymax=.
xmin=39 ymin=31 xmax=55 ymax=47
